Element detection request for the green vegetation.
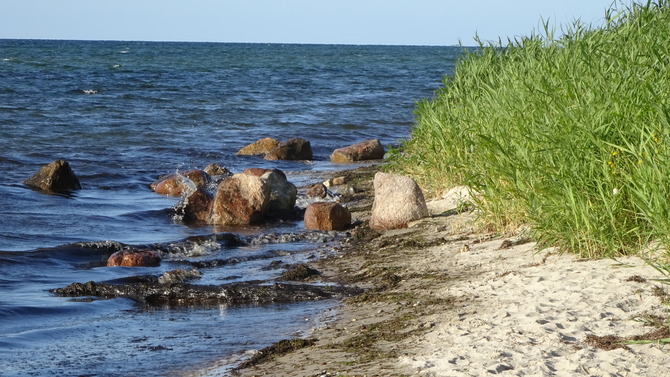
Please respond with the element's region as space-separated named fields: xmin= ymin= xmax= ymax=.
xmin=389 ymin=1 xmax=670 ymax=258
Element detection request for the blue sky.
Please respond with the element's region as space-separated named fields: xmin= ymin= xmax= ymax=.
xmin=1 ymin=0 xmax=627 ymax=45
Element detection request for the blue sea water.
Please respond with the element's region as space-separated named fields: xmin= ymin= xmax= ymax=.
xmin=0 ymin=39 xmax=462 ymax=376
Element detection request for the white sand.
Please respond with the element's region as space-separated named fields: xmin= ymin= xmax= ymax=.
xmin=398 ymin=231 xmax=670 ymax=376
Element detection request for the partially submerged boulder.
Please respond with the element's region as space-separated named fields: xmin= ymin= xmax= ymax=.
xmin=260 ymin=170 xmax=297 ymax=217
xmin=178 ymin=188 xmax=213 ymax=223
xmin=369 ymin=172 xmax=428 ymax=230
xmin=209 ymin=173 xmax=271 ymax=225
xmin=236 ymin=137 xmax=280 ymax=156
xmin=264 ymin=138 xmax=313 ymax=161
xmin=107 ymin=249 xmax=161 ymax=267
xmin=24 ymin=160 xmax=82 ymax=192
xmin=151 ymin=170 xmax=210 ymax=197
xmin=330 ymin=139 xmax=385 ymax=163
xmin=304 ymin=202 xmax=351 ymax=231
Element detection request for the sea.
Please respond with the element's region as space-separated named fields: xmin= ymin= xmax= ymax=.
xmin=0 ymin=39 xmax=462 ymax=376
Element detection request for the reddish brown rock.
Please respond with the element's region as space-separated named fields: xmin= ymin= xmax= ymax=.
xmin=242 ymin=168 xmax=275 ymax=177
xmin=208 ymin=173 xmax=271 ymax=225
xmin=24 ymin=160 xmax=82 ymax=192
xmin=150 ymin=170 xmax=211 ymax=197
xmin=107 ymin=249 xmax=161 ymax=267
xmin=304 ymin=202 xmax=351 ymax=231
xmin=306 ymin=183 xmax=328 ymax=199
xmin=236 ymin=137 xmax=280 ymax=156
xmin=179 ymin=188 xmax=213 ymax=223
xmin=330 ymin=139 xmax=385 ymax=163
xmin=264 ymin=138 xmax=313 ymax=161
xmin=370 ymin=172 xmax=428 ymax=230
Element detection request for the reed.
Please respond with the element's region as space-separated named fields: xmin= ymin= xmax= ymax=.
xmin=389 ymin=1 xmax=670 ymax=258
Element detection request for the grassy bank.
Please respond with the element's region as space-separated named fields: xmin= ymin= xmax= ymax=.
xmin=389 ymin=1 xmax=670 ymax=258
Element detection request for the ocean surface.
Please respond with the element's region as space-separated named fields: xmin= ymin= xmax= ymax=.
xmin=0 ymin=39 xmax=462 ymax=376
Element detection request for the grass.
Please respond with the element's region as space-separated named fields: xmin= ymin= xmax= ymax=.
xmin=389 ymin=0 xmax=670 ymax=258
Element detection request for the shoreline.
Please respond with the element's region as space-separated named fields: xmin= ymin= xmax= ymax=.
xmin=200 ymin=166 xmax=670 ymax=377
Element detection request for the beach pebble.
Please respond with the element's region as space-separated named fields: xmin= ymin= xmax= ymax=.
xmin=306 ymin=183 xmax=328 ymax=198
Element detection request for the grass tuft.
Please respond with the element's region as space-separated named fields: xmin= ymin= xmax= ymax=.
xmin=389 ymin=1 xmax=670 ymax=258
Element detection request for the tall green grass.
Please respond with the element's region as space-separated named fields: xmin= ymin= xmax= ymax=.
xmin=389 ymin=1 xmax=670 ymax=258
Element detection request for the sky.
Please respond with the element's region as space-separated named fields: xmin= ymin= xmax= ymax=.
xmin=0 ymin=0 xmax=630 ymax=46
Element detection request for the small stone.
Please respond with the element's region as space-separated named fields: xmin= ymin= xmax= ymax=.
xmin=306 ymin=183 xmax=328 ymax=198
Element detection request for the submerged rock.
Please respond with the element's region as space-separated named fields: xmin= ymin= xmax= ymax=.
xmin=236 ymin=137 xmax=280 ymax=156
xmin=370 ymin=172 xmax=428 ymax=230
xmin=264 ymin=138 xmax=313 ymax=161
xmin=330 ymin=139 xmax=385 ymax=163
xmin=107 ymin=249 xmax=161 ymax=267
xmin=24 ymin=159 xmax=82 ymax=192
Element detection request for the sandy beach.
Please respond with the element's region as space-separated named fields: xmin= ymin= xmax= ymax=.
xmin=198 ymin=168 xmax=670 ymax=377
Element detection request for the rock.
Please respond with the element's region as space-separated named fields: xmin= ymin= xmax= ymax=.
xmin=204 ymin=163 xmax=232 ymax=177
xmin=24 ymin=160 xmax=82 ymax=192
xmin=236 ymin=137 xmax=280 ymax=156
xmin=107 ymin=249 xmax=161 ymax=267
xmin=150 ymin=170 xmax=210 ymax=197
xmin=264 ymin=138 xmax=313 ymax=161
xmin=369 ymin=172 xmax=428 ymax=230
xmin=261 ymin=170 xmax=297 ymax=217
xmin=242 ymin=168 xmax=276 ymax=177
xmin=330 ymin=139 xmax=385 ymax=163
xmin=304 ymin=202 xmax=351 ymax=231
xmin=158 ymin=269 xmax=202 ymax=285
xmin=324 ymin=176 xmax=346 ymax=188
xmin=306 ymin=183 xmax=328 ymax=199
xmin=178 ymin=188 xmax=213 ymax=223
xmin=209 ymin=173 xmax=271 ymax=225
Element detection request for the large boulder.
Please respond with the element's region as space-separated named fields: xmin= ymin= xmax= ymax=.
xmin=107 ymin=249 xmax=161 ymax=267
xmin=369 ymin=172 xmax=428 ymax=230
xmin=150 ymin=170 xmax=210 ymax=197
xmin=209 ymin=173 xmax=271 ymax=225
xmin=178 ymin=188 xmax=213 ymax=223
xmin=304 ymin=202 xmax=351 ymax=231
xmin=264 ymin=138 xmax=313 ymax=161
xmin=24 ymin=160 xmax=82 ymax=192
xmin=330 ymin=139 xmax=385 ymax=163
xmin=236 ymin=137 xmax=280 ymax=156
